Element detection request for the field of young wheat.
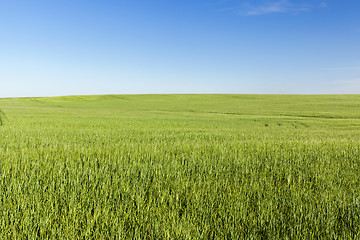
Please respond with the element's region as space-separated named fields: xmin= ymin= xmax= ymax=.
xmin=0 ymin=94 xmax=359 ymax=239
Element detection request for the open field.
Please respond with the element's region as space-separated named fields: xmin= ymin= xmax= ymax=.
xmin=0 ymin=94 xmax=360 ymax=238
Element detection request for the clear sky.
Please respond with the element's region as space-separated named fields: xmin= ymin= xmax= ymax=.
xmin=1 ymin=0 xmax=360 ymax=97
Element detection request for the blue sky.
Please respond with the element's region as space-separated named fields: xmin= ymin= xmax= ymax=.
xmin=1 ymin=0 xmax=359 ymax=97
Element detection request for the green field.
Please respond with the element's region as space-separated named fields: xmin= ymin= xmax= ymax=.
xmin=0 ymin=94 xmax=360 ymax=239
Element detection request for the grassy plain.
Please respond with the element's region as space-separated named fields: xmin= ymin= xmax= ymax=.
xmin=0 ymin=94 xmax=360 ymax=239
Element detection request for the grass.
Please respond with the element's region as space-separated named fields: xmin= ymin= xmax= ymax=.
xmin=0 ymin=94 xmax=360 ymax=239
xmin=0 ymin=108 xmax=4 ymax=126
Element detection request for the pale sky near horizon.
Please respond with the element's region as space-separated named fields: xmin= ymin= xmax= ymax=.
xmin=1 ymin=0 xmax=360 ymax=97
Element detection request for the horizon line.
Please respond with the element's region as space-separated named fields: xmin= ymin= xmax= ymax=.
xmin=1 ymin=92 xmax=360 ymax=99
